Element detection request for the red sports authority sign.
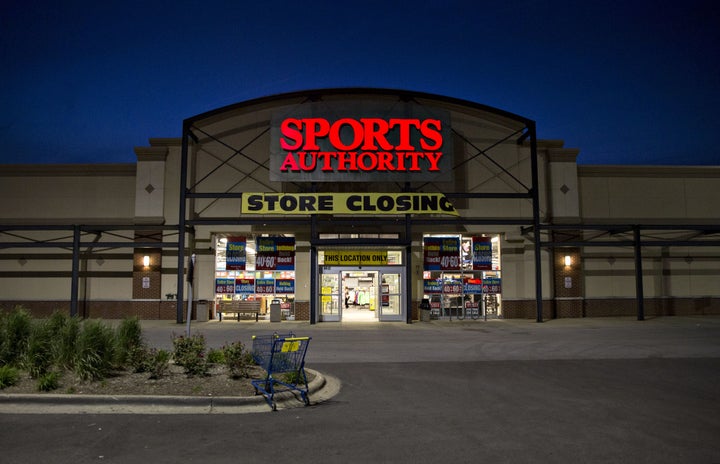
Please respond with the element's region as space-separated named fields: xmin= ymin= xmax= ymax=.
xmin=270 ymin=102 xmax=453 ymax=182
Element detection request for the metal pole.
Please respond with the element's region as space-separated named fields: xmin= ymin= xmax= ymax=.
xmin=406 ymin=243 xmax=412 ymax=324
xmin=176 ymin=130 xmax=189 ymax=323
xmin=528 ymin=123 xmax=543 ymax=322
xmin=70 ymin=225 xmax=80 ymax=317
xmin=310 ymin=245 xmax=317 ymax=324
xmin=634 ymin=226 xmax=645 ymax=321
xmin=405 ymin=210 xmax=413 ymax=324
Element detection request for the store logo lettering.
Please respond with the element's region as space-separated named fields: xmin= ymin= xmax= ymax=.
xmin=279 ymin=117 xmax=443 ymax=174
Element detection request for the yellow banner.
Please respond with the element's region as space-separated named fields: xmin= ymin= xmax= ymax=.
xmin=241 ymin=193 xmax=458 ymax=216
xmin=323 ymin=250 xmax=388 ymax=266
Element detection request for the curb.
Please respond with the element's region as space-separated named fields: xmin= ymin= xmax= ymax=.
xmin=0 ymin=368 xmax=331 ymax=414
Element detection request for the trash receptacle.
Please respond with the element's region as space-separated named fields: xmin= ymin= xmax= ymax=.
xmin=270 ymin=299 xmax=282 ymax=322
xmin=196 ymin=300 xmax=209 ymax=322
xmin=420 ymin=298 xmax=431 ymax=322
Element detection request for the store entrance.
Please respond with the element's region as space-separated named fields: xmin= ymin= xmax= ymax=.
xmin=341 ymin=270 xmax=377 ymax=321
xmin=319 ymin=266 xmax=405 ymax=322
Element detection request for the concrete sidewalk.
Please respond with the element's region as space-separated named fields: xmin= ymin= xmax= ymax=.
xmin=138 ymin=315 xmax=720 ymax=362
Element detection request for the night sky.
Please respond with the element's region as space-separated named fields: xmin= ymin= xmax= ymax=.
xmin=2 ymin=0 xmax=719 ymax=166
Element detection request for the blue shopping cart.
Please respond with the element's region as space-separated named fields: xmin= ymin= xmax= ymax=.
xmin=251 ymin=333 xmax=312 ymax=411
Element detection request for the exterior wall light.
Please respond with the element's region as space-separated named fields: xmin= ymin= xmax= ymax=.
xmin=143 ymin=255 xmax=150 ymax=267
xmin=564 ymin=255 xmax=572 ymax=267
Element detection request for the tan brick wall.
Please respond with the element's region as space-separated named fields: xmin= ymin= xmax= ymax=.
xmin=553 ymin=248 xmax=583 ymax=299
xmin=411 ymin=300 xmax=419 ymax=321
xmin=133 ymin=246 xmax=162 ymax=300
xmin=293 ymin=301 xmax=310 ymax=321
xmin=502 ymin=299 xmax=555 ymax=319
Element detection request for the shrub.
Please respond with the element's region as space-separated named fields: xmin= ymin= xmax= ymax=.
xmin=115 ymin=317 xmax=144 ymax=367
xmin=147 ymin=349 xmax=171 ymax=379
xmin=223 ymin=341 xmax=253 ymax=379
xmin=172 ymin=333 xmax=208 ymax=377
xmin=0 ymin=365 xmax=20 ymax=389
xmin=127 ymin=345 xmax=150 ymax=373
xmin=74 ymin=320 xmax=116 ymax=381
xmin=206 ymin=348 xmax=225 ymax=364
xmin=52 ymin=313 xmax=81 ymax=370
xmin=282 ymin=369 xmax=305 ymax=385
xmin=24 ymin=318 xmax=55 ymax=378
xmin=36 ymin=371 xmax=60 ymax=392
xmin=0 ymin=307 xmax=33 ymax=367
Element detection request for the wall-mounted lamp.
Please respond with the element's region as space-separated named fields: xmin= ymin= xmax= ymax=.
xmin=564 ymin=255 xmax=572 ymax=267
xmin=143 ymin=255 xmax=150 ymax=267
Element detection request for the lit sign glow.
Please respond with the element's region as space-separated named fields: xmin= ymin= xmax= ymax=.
xmin=279 ymin=117 xmax=443 ymax=174
xmin=270 ymin=102 xmax=453 ymax=182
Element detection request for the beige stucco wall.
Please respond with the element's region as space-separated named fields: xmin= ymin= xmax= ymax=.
xmin=0 ymin=165 xmax=136 ymax=222
xmin=578 ymin=166 xmax=720 ymax=222
xmin=578 ymin=166 xmax=720 ymax=300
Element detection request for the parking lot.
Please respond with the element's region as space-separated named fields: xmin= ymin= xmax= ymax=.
xmin=2 ymin=316 xmax=719 ymax=463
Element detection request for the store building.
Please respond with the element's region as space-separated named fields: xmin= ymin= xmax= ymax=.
xmin=1 ymin=89 xmax=719 ymax=322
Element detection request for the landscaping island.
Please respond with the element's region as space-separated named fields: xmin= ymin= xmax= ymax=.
xmin=0 ymin=309 xmax=311 ymax=398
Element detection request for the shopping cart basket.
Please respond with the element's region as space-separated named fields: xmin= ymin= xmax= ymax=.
xmin=250 ymin=332 xmax=295 ymax=366
xmin=251 ymin=333 xmax=311 ymax=411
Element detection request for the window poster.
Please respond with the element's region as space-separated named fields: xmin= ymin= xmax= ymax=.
xmin=215 ymin=278 xmax=235 ymax=294
xmin=255 ymin=278 xmax=275 ymax=294
xmin=423 ymin=236 xmax=461 ymax=270
xmin=472 ymin=237 xmax=492 ymax=270
xmin=256 ymin=236 xmax=295 ymax=270
xmin=275 ymin=279 xmax=295 ymax=294
xmin=483 ymin=277 xmax=502 ymax=294
xmin=226 ymin=236 xmax=247 ymax=270
xmin=234 ymin=278 xmax=255 ymax=294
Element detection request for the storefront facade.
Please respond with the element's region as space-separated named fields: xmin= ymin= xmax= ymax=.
xmin=1 ymin=89 xmax=719 ymax=321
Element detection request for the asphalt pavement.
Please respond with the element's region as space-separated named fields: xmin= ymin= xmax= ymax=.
xmin=1 ymin=316 xmax=719 ymax=463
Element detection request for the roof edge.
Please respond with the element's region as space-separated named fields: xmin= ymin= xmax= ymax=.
xmin=182 ymin=87 xmax=535 ymax=128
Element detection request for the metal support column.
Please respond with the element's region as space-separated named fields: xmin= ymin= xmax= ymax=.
xmin=70 ymin=225 xmax=80 ymax=317
xmin=405 ymin=211 xmax=413 ymax=324
xmin=310 ymin=245 xmax=317 ymax=324
xmin=529 ymin=123 xmax=543 ymax=322
xmin=176 ymin=129 xmax=190 ymax=323
xmin=634 ymin=226 xmax=645 ymax=321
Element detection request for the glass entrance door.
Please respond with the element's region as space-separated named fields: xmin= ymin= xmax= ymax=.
xmin=319 ymin=266 xmax=404 ymax=322
xmin=341 ymin=270 xmax=378 ymax=322
xmin=378 ymin=271 xmax=404 ymax=321
xmin=320 ymin=272 xmax=340 ymax=322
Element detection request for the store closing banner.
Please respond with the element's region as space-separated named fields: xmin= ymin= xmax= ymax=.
xmin=241 ymin=192 xmax=458 ymax=216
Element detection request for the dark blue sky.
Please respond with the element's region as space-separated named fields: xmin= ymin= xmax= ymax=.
xmin=2 ymin=0 xmax=719 ymax=165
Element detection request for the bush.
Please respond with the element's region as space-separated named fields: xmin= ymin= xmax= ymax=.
xmin=172 ymin=333 xmax=208 ymax=377
xmin=36 ymin=371 xmax=60 ymax=392
xmin=51 ymin=312 xmax=81 ymax=370
xmin=0 ymin=365 xmax=20 ymax=389
xmin=75 ymin=320 xmax=116 ymax=381
xmin=147 ymin=349 xmax=171 ymax=379
xmin=25 ymin=318 xmax=55 ymax=378
xmin=0 ymin=307 xmax=33 ymax=367
xmin=115 ymin=317 xmax=144 ymax=366
xmin=282 ymin=369 xmax=305 ymax=385
xmin=223 ymin=341 xmax=253 ymax=379
xmin=207 ymin=348 xmax=225 ymax=364
xmin=127 ymin=345 xmax=150 ymax=373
